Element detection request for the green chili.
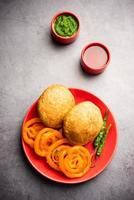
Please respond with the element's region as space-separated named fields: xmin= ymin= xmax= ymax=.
xmin=93 ymin=110 xmax=112 ymax=157
xmin=96 ymin=124 xmax=112 ymax=156
xmin=94 ymin=110 xmax=108 ymax=148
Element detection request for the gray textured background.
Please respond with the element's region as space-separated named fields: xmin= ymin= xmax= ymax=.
xmin=0 ymin=0 xmax=134 ymax=200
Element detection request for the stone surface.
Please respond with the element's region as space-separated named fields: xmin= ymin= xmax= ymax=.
xmin=0 ymin=0 xmax=134 ymax=199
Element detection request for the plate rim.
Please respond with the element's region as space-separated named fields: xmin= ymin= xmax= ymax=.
xmin=22 ymin=88 xmax=118 ymax=184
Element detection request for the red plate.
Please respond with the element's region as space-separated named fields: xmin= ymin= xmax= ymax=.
xmin=22 ymin=88 xmax=117 ymax=184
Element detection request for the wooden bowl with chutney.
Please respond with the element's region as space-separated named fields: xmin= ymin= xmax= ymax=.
xmin=51 ymin=11 xmax=80 ymax=44
xmin=81 ymin=42 xmax=110 ymax=74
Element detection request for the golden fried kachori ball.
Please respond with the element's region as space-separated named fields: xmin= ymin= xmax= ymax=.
xmin=38 ymin=84 xmax=75 ymax=129
xmin=63 ymin=101 xmax=103 ymax=145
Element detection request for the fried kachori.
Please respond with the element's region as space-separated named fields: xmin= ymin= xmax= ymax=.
xmin=38 ymin=84 xmax=75 ymax=129
xmin=63 ymin=101 xmax=103 ymax=145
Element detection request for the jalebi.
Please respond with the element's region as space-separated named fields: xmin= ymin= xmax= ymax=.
xmin=34 ymin=128 xmax=63 ymax=157
xmin=59 ymin=145 xmax=91 ymax=178
xmin=22 ymin=118 xmax=44 ymax=148
xmin=47 ymin=138 xmax=70 ymax=171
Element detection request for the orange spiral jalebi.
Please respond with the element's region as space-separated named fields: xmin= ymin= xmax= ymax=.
xmin=59 ymin=146 xmax=91 ymax=178
xmin=47 ymin=138 xmax=70 ymax=171
xmin=34 ymin=128 xmax=63 ymax=157
xmin=22 ymin=118 xmax=44 ymax=148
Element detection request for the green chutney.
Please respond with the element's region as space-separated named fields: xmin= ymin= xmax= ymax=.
xmin=54 ymin=15 xmax=78 ymax=37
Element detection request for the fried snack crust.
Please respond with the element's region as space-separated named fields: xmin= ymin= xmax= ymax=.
xmin=38 ymin=84 xmax=75 ymax=128
xmin=63 ymin=101 xmax=103 ymax=145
